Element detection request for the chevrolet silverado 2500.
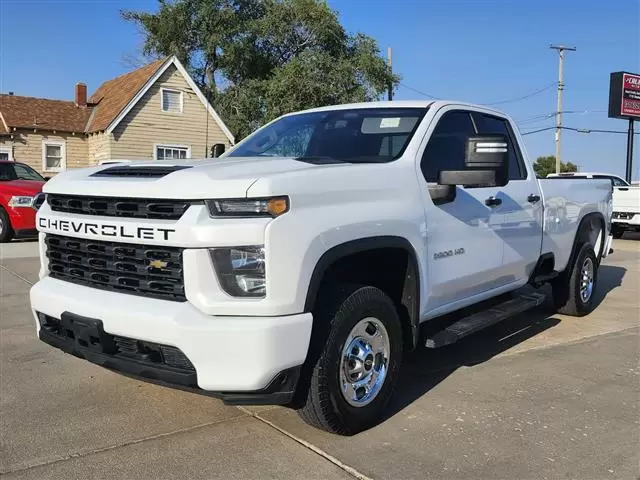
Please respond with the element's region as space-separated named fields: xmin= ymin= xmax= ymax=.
xmin=30 ymin=101 xmax=613 ymax=434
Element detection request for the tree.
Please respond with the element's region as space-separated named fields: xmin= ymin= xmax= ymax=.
xmin=121 ymin=0 xmax=399 ymax=140
xmin=533 ymin=155 xmax=578 ymax=178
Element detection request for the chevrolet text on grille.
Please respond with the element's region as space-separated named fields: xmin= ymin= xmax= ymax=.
xmin=38 ymin=217 xmax=176 ymax=241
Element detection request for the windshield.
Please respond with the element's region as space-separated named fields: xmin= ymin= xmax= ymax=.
xmin=227 ymin=107 xmax=428 ymax=163
xmin=0 ymin=163 xmax=45 ymax=182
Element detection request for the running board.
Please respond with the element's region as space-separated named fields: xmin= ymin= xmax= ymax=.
xmin=425 ymin=292 xmax=546 ymax=348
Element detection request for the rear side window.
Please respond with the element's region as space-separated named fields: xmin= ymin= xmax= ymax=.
xmin=594 ymin=175 xmax=627 ymax=187
xmin=420 ymin=111 xmax=476 ymax=182
xmin=472 ymin=113 xmax=526 ymax=180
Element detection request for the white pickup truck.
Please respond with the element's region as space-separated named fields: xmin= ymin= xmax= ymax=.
xmin=547 ymin=172 xmax=639 ymax=238
xmin=30 ymin=101 xmax=613 ymax=435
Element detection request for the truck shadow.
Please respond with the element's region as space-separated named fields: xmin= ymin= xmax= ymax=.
xmin=382 ymin=264 xmax=627 ymax=424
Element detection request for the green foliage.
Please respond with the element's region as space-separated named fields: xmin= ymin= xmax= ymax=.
xmin=122 ymin=0 xmax=399 ymax=140
xmin=533 ymin=155 xmax=578 ymax=178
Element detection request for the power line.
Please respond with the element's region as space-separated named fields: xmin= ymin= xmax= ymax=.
xmin=516 ymin=109 xmax=607 ymax=122
xmin=397 ymin=82 xmax=438 ymax=99
xmin=481 ymin=82 xmax=558 ymax=106
xmin=522 ymin=125 xmax=640 ymax=136
xmin=522 ymin=126 xmax=556 ymax=135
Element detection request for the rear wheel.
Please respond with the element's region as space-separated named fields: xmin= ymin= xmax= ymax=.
xmin=551 ymin=243 xmax=598 ymax=317
xmin=296 ymin=285 xmax=403 ymax=435
xmin=0 ymin=207 xmax=14 ymax=243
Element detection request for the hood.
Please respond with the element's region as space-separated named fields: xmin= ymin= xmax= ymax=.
xmin=1 ymin=179 xmax=45 ymax=196
xmin=43 ymin=157 xmax=344 ymax=199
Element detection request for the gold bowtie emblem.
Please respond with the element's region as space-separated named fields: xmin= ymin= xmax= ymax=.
xmin=149 ymin=259 xmax=168 ymax=269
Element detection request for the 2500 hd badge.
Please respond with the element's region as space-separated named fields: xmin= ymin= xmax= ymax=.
xmin=38 ymin=217 xmax=176 ymax=241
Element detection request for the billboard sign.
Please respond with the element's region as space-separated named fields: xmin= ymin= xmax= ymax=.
xmin=609 ymin=72 xmax=640 ymax=119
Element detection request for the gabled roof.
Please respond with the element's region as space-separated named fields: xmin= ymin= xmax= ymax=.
xmin=86 ymin=58 xmax=166 ymax=133
xmin=99 ymin=56 xmax=235 ymax=144
xmin=0 ymin=56 xmax=234 ymax=144
xmin=0 ymin=94 xmax=92 ymax=133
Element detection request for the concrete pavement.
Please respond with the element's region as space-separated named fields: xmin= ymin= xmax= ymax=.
xmin=1 ymin=237 xmax=638 ymax=479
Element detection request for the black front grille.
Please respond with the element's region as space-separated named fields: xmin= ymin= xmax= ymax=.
xmin=45 ymin=234 xmax=186 ymax=301
xmin=47 ymin=194 xmax=197 ymax=220
xmin=613 ymin=212 xmax=635 ymax=220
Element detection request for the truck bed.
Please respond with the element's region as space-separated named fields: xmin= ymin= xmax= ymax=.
xmin=539 ymin=178 xmax=612 ymax=271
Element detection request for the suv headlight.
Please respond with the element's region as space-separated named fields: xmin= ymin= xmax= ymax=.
xmin=210 ymin=246 xmax=266 ymax=297
xmin=8 ymin=196 xmax=34 ymax=207
xmin=205 ymin=197 xmax=289 ymax=218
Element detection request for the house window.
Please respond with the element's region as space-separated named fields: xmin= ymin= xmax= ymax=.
xmin=155 ymin=144 xmax=191 ymax=160
xmin=42 ymin=141 xmax=66 ymax=172
xmin=0 ymin=146 xmax=12 ymax=161
xmin=161 ymin=88 xmax=183 ymax=113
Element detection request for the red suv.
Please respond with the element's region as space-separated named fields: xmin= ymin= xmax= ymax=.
xmin=0 ymin=161 xmax=47 ymax=242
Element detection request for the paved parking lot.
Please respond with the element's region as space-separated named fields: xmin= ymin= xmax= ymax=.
xmin=1 ymin=237 xmax=638 ymax=479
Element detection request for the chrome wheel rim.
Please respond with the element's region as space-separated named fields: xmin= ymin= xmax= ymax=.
xmin=580 ymin=257 xmax=594 ymax=303
xmin=339 ymin=317 xmax=390 ymax=407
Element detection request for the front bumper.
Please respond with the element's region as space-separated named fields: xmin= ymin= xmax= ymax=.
xmin=30 ymin=277 xmax=313 ymax=404
xmin=612 ymin=212 xmax=640 ymax=228
xmin=8 ymin=205 xmax=37 ymax=232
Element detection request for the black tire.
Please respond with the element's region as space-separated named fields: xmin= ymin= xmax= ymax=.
xmin=551 ymin=243 xmax=598 ymax=317
xmin=611 ymin=226 xmax=624 ymax=239
xmin=0 ymin=207 xmax=14 ymax=243
xmin=296 ymin=285 xmax=403 ymax=435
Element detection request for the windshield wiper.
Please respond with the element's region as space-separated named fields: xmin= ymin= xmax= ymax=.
xmin=294 ymin=155 xmax=392 ymax=165
xmin=294 ymin=156 xmax=349 ymax=165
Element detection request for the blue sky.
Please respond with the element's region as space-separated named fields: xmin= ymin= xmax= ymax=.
xmin=1 ymin=0 xmax=638 ymax=179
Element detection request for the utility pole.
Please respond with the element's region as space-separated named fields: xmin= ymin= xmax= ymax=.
xmin=387 ymin=47 xmax=393 ymax=101
xmin=550 ymin=44 xmax=576 ymax=173
xmin=626 ymin=118 xmax=634 ymax=183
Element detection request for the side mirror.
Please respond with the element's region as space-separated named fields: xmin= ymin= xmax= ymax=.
xmin=211 ymin=143 xmax=226 ymax=158
xmin=438 ymin=135 xmax=509 ymax=188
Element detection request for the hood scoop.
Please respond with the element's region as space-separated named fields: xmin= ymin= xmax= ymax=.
xmin=91 ymin=165 xmax=193 ymax=178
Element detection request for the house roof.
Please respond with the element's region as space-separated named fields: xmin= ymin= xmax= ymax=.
xmin=86 ymin=58 xmax=166 ymax=132
xmin=0 ymin=94 xmax=92 ymax=133
xmin=0 ymin=56 xmax=234 ymax=143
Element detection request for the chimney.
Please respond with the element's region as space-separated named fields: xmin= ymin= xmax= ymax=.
xmin=75 ymin=82 xmax=87 ymax=107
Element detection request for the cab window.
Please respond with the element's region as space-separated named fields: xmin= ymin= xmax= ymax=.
xmin=472 ymin=113 xmax=526 ymax=180
xmin=420 ymin=110 xmax=475 ymax=183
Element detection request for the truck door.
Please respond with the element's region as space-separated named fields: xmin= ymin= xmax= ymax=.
xmin=416 ymin=108 xmax=508 ymax=314
xmin=472 ymin=112 xmax=543 ymax=281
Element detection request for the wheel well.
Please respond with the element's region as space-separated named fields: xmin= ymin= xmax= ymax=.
xmin=305 ymin=238 xmax=420 ymax=351
xmin=570 ymin=213 xmax=606 ymax=267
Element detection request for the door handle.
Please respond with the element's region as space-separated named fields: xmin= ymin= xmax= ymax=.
xmin=485 ymin=196 xmax=502 ymax=207
xmin=527 ymin=194 xmax=541 ymax=203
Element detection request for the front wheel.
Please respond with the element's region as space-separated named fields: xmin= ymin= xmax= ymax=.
xmin=296 ymin=285 xmax=403 ymax=435
xmin=0 ymin=207 xmax=14 ymax=243
xmin=551 ymin=243 xmax=598 ymax=317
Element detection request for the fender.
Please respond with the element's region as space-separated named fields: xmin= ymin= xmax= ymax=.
xmin=304 ymin=236 xmax=421 ymax=349
xmin=566 ymin=212 xmax=606 ymax=270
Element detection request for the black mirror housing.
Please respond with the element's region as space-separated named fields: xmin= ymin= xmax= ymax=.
xmin=436 ymin=135 xmax=509 ymax=188
xmin=439 ymin=169 xmax=499 ymax=188
xmin=465 ymin=135 xmax=509 ymax=170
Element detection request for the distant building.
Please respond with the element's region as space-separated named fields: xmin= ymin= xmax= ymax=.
xmin=0 ymin=56 xmax=234 ymax=174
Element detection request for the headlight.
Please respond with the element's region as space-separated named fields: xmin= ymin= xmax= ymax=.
xmin=205 ymin=197 xmax=289 ymax=218
xmin=8 ymin=196 xmax=34 ymax=207
xmin=210 ymin=246 xmax=266 ymax=297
